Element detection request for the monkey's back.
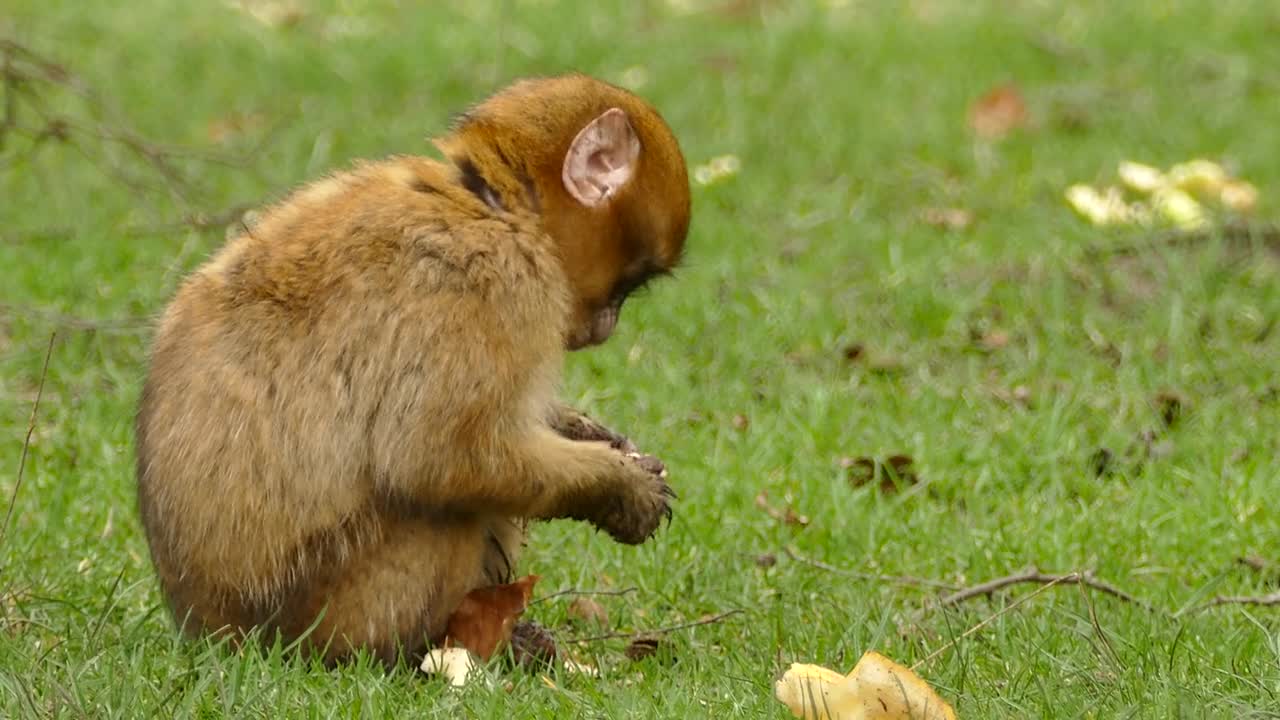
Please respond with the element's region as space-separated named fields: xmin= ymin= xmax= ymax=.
xmin=135 ymin=157 xmax=569 ymax=629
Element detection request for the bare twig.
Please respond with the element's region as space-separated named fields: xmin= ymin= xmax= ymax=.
xmin=3 ymin=201 xmax=258 ymax=244
xmin=784 ymin=547 xmax=960 ymax=591
xmin=0 ymin=36 xmax=272 ymax=209
xmin=911 ymin=574 xmax=1074 ymax=671
xmin=930 ymin=567 xmax=1157 ymax=613
xmin=566 ymin=609 xmax=743 ymax=644
xmin=1079 ymin=580 xmax=1122 ymax=668
xmin=0 ymin=303 xmax=150 ymax=333
xmin=1 ymin=333 xmax=55 ymax=550
xmin=1181 ymin=591 xmax=1280 ymax=616
xmin=528 ymin=586 xmax=638 ymax=606
xmin=1082 ymin=221 xmax=1280 ymax=261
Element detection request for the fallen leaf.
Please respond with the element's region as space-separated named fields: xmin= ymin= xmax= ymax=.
xmin=844 ymin=455 xmax=918 ymax=494
xmin=443 ymin=575 xmax=539 ymax=659
xmin=968 ymin=83 xmax=1028 ymax=140
xmin=206 ymin=111 xmax=264 ymax=144
xmin=1089 ymin=447 xmax=1115 ymax=478
xmin=625 ymin=636 xmax=662 ymax=661
xmin=775 ymin=651 xmax=957 ymax=720
xmin=693 ymin=154 xmax=741 ymax=186
xmin=978 ymin=329 xmax=1010 ymax=351
xmin=1238 ymin=555 xmax=1271 ymax=573
xmin=1154 ymin=391 xmax=1185 ymax=429
xmin=755 ymin=491 xmax=810 ymax=528
xmin=567 ymin=597 xmax=609 ymax=627
xmin=920 ymin=207 xmax=974 ymax=232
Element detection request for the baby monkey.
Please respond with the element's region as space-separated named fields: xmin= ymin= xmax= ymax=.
xmin=135 ymin=74 xmax=691 ymax=665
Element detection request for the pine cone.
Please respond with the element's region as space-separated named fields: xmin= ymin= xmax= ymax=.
xmin=509 ymin=620 xmax=558 ymax=669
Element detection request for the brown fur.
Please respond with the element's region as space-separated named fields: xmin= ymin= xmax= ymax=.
xmin=135 ymin=74 xmax=690 ymax=665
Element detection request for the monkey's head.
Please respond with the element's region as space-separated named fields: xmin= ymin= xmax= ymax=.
xmin=435 ymin=74 xmax=692 ymax=350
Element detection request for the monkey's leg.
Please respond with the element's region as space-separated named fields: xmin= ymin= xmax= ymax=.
xmin=276 ymin=515 xmax=516 ymax=666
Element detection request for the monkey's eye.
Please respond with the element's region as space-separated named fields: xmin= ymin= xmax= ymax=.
xmin=610 ymin=267 xmax=670 ymax=304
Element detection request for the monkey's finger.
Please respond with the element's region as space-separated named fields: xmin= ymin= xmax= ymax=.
xmin=610 ymin=436 xmax=640 ymax=454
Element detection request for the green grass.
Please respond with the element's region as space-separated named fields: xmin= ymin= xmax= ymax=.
xmin=3 ymin=0 xmax=1280 ymax=716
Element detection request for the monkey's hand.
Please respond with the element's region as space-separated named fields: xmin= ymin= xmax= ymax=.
xmin=592 ymin=451 xmax=673 ymax=545
xmin=549 ymin=405 xmax=639 ymax=454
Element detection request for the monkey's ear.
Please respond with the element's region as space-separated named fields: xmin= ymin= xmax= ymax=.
xmin=562 ymin=108 xmax=641 ymax=208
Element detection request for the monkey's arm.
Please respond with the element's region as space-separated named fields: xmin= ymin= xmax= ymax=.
xmin=547 ymin=403 xmax=638 ymax=452
xmin=407 ymin=428 xmax=671 ymax=545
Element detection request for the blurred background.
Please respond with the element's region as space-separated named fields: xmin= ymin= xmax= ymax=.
xmin=2 ymin=1 xmax=1279 ymax=716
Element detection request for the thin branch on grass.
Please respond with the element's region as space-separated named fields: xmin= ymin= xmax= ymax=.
xmin=911 ymin=574 xmax=1075 ymax=671
xmin=528 ymin=586 xmax=638 ymax=606
xmin=1181 ymin=591 xmax=1280 ymax=616
xmin=566 ymin=609 xmax=743 ymax=644
xmin=0 ymin=36 xmax=272 ymax=210
xmin=4 ymin=201 xmax=258 ymax=244
xmin=1082 ymin=221 xmax=1280 ymax=261
xmin=930 ymin=567 xmax=1158 ymax=613
xmin=1 ymin=333 xmax=56 ymax=550
xmin=784 ymin=547 xmax=960 ymax=591
xmin=0 ymin=303 xmax=150 ymax=334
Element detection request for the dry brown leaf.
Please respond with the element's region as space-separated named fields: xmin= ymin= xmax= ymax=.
xmin=625 ymin=636 xmax=662 ymax=661
xmin=844 ymin=455 xmax=918 ymax=494
xmin=968 ymin=83 xmax=1028 ymax=140
xmin=978 ymin=329 xmax=1009 ymax=351
xmin=755 ymin=491 xmax=810 ymax=528
xmin=206 ymin=112 xmax=264 ymax=144
xmin=1154 ymin=390 xmax=1185 ymax=429
xmin=443 ymin=575 xmax=539 ymax=659
xmin=920 ymin=207 xmax=974 ymax=231
xmin=566 ymin=597 xmax=609 ymax=627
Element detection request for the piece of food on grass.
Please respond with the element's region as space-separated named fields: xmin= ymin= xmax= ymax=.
xmin=1167 ymin=159 xmax=1228 ymax=197
xmin=1118 ymin=161 xmax=1166 ymax=194
xmin=1065 ymin=184 xmax=1132 ymax=226
xmin=1219 ymin=180 xmax=1258 ymax=213
xmin=1152 ymin=187 xmax=1207 ymax=230
xmin=420 ymin=647 xmax=482 ymax=687
xmin=775 ymin=651 xmax=957 ymax=720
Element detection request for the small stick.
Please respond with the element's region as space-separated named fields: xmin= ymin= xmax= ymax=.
xmin=931 ymin=567 xmax=1157 ymax=613
xmin=528 ymin=586 xmax=638 ymax=606
xmin=0 ymin=303 xmax=150 ymax=333
xmin=566 ymin=609 xmax=743 ymax=644
xmin=1 ymin=333 xmax=55 ymax=548
xmin=785 ymin=547 xmax=960 ymax=591
xmin=912 ymin=573 xmax=1075 ymax=671
xmin=1182 ymin=591 xmax=1280 ymax=616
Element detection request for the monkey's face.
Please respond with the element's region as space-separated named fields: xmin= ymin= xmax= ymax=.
xmin=565 ymin=263 xmax=666 ymax=350
xmin=440 ymin=75 xmax=689 ymax=350
xmin=557 ymin=103 xmax=690 ymax=351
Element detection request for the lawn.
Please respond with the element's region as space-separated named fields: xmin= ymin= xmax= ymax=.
xmin=2 ymin=0 xmax=1280 ymax=717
